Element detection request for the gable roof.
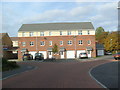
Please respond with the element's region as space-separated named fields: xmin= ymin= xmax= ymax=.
xmin=18 ymin=22 xmax=94 ymax=32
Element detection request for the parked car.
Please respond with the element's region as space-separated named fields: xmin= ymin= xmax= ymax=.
xmin=113 ymin=52 xmax=120 ymax=60
xmin=22 ymin=54 xmax=33 ymax=61
xmin=35 ymin=53 xmax=44 ymax=60
xmin=79 ymin=52 xmax=88 ymax=59
xmin=105 ymin=52 xmax=112 ymax=55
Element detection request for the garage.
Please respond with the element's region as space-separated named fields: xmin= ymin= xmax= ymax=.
xmin=39 ymin=51 xmax=47 ymax=59
xmin=96 ymin=43 xmax=104 ymax=56
xmin=29 ymin=51 xmax=36 ymax=59
xmin=77 ymin=50 xmax=86 ymax=58
xmin=66 ymin=50 xmax=75 ymax=59
xmin=97 ymin=50 xmax=104 ymax=56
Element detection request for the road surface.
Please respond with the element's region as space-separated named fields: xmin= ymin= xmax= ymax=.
xmin=2 ymin=56 xmax=114 ymax=88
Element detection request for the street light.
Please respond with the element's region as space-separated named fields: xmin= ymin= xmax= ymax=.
xmin=110 ymin=39 xmax=113 ymax=52
xmin=73 ymin=35 xmax=77 ymax=59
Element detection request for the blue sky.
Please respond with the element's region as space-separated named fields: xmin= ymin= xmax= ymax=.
xmin=1 ymin=0 xmax=119 ymax=37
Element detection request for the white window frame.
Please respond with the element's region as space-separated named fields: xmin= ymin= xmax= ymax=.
xmin=78 ymin=30 xmax=82 ymax=35
xmin=40 ymin=41 xmax=45 ymax=46
xmin=88 ymin=40 xmax=91 ymax=45
xmin=22 ymin=42 xmax=26 ymax=46
xmin=49 ymin=32 xmax=51 ymax=36
xmin=67 ymin=31 xmax=71 ymax=35
xmin=22 ymin=32 xmax=25 ymax=37
xmin=68 ymin=40 xmax=72 ymax=45
xmin=79 ymin=40 xmax=83 ymax=45
xmin=40 ymin=32 xmax=44 ymax=36
xmin=49 ymin=41 xmax=52 ymax=46
xmin=29 ymin=32 xmax=33 ymax=36
xmin=60 ymin=41 xmax=63 ymax=45
xmin=30 ymin=41 xmax=34 ymax=46
xmin=88 ymin=30 xmax=90 ymax=35
xmin=60 ymin=31 xmax=62 ymax=35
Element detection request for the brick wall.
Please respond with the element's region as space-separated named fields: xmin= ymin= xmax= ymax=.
xmin=18 ymin=35 xmax=96 ymax=60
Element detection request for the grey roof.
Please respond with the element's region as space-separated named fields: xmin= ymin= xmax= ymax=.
xmin=18 ymin=22 xmax=94 ymax=32
xmin=96 ymin=44 xmax=104 ymax=50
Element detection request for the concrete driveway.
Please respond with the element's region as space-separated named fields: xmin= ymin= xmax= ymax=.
xmin=2 ymin=56 xmax=114 ymax=88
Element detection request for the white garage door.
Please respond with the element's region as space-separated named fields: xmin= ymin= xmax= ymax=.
xmin=97 ymin=50 xmax=104 ymax=56
xmin=77 ymin=50 xmax=86 ymax=58
xmin=39 ymin=51 xmax=47 ymax=59
xmin=29 ymin=51 xmax=36 ymax=59
xmin=67 ymin=51 xmax=75 ymax=59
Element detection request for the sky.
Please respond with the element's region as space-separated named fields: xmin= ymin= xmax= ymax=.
xmin=1 ymin=0 xmax=119 ymax=37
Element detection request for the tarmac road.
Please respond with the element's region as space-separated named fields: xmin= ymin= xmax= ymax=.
xmin=2 ymin=56 xmax=114 ymax=88
xmin=90 ymin=61 xmax=119 ymax=89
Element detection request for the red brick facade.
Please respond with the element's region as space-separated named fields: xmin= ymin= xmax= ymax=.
xmin=18 ymin=35 xmax=96 ymax=60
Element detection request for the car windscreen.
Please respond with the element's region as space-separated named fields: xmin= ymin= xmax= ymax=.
xmin=80 ymin=53 xmax=87 ymax=55
xmin=35 ymin=53 xmax=42 ymax=56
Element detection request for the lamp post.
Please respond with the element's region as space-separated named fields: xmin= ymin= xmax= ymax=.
xmin=110 ymin=39 xmax=113 ymax=52
xmin=36 ymin=32 xmax=38 ymax=53
xmin=73 ymin=35 xmax=77 ymax=59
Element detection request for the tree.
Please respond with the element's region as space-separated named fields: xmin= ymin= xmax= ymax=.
xmin=52 ymin=44 xmax=58 ymax=54
xmin=52 ymin=44 xmax=58 ymax=59
xmin=96 ymin=32 xmax=109 ymax=44
xmin=95 ymin=27 xmax=105 ymax=40
xmin=104 ymin=31 xmax=120 ymax=53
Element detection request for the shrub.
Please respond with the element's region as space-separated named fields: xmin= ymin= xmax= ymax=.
xmin=2 ymin=58 xmax=19 ymax=71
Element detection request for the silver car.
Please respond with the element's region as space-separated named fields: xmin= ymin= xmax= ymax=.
xmin=79 ymin=53 xmax=88 ymax=59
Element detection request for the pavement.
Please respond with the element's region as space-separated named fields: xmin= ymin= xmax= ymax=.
xmin=2 ymin=55 xmax=116 ymax=88
xmin=90 ymin=61 xmax=119 ymax=89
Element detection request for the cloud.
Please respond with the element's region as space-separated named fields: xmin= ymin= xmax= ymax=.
xmin=2 ymin=2 xmax=118 ymax=37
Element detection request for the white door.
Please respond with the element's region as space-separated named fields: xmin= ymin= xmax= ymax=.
xmin=39 ymin=51 xmax=47 ymax=59
xmin=87 ymin=51 xmax=91 ymax=58
xmin=29 ymin=51 xmax=36 ymax=59
xmin=60 ymin=51 xmax=64 ymax=59
xmin=97 ymin=50 xmax=104 ymax=56
xmin=48 ymin=51 xmax=52 ymax=59
xmin=67 ymin=51 xmax=75 ymax=59
xmin=77 ymin=50 xmax=86 ymax=58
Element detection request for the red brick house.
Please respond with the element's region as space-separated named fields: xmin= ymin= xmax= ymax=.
xmin=18 ymin=22 xmax=96 ymax=60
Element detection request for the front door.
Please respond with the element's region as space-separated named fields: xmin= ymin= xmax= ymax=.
xmin=48 ymin=51 xmax=52 ymax=59
xmin=87 ymin=50 xmax=91 ymax=58
xmin=60 ymin=51 xmax=64 ymax=59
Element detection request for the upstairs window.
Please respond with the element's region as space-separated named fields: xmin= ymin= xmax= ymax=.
xmin=29 ymin=32 xmax=33 ymax=36
xmin=40 ymin=32 xmax=44 ymax=36
xmin=60 ymin=31 xmax=62 ymax=35
xmin=67 ymin=31 xmax=71 ymax=35
xmin=22 ymin=32 xmax=25 ymax=37
xmin=78 ymin=30 xmax=82 ymax=35
xmin=88 ymin=40 xmax=91 ymax=45
xmin=49 ymin=41 xmax=52 ymax=46
xmin=22 ymin=42 xmax=26 ymax=46
xmin=30 ymin=41 xmax=34 ymax=46
xmin=49 ymin=32 xmax=51 ymax=36
xmin=88 ymin=30 xmax=90 ymax=35
xmin=68 ymin=40 xmax=72 ymax=45
xmin=40 ymin=41 xmax=45 ymax=46
xmin=79 ymin=40 xmax=83 ymax=45
xmin=60 ymin=41 xmax=63 ymax=45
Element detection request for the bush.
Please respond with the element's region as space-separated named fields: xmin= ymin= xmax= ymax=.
xmin=2 ymin=58 xmax=19 ymax=71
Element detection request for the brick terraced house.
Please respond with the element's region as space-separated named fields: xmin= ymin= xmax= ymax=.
xmin=18 ymin=22 xmax=96 ymax=60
